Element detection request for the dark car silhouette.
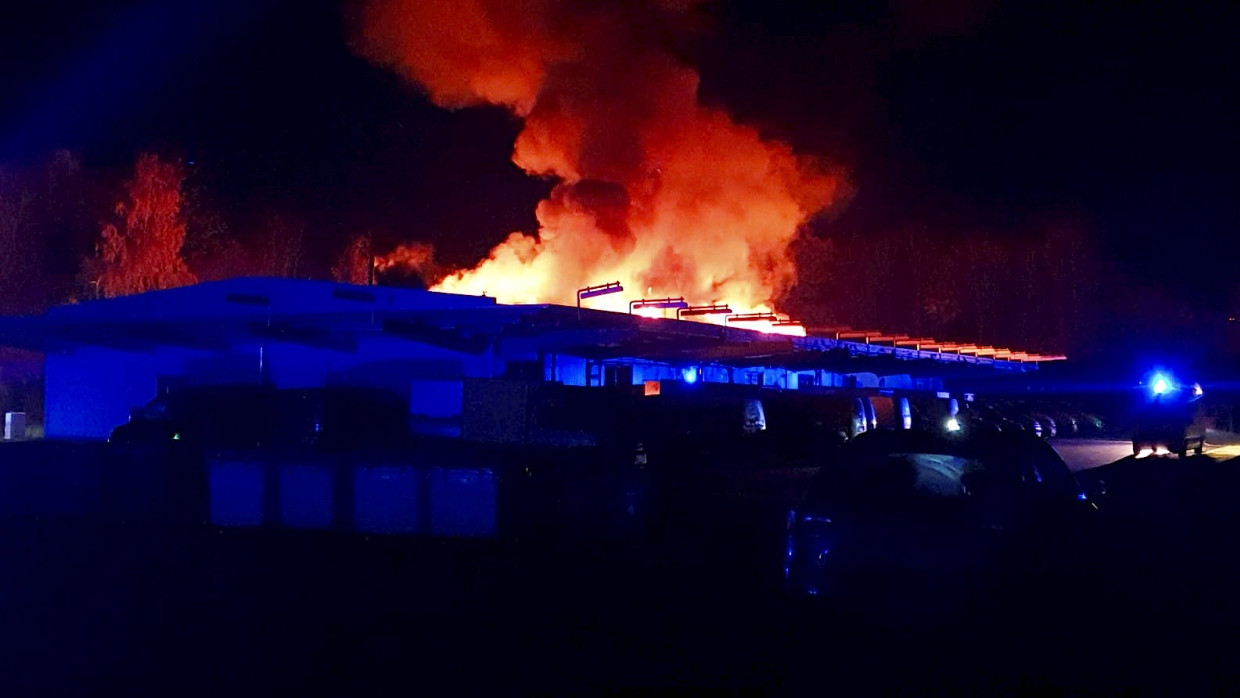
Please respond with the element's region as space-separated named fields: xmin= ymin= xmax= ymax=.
xmin=110 ymin=385 xmax=410 ymax=452
xmin=109 ymin=384 xmax=276 ymax=449
xmin=785 ymin=429 xmax=1096 ymax=623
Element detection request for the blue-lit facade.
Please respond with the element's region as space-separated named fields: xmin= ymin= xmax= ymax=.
xmin=0 ymin=278 xmax=1036 ymax=440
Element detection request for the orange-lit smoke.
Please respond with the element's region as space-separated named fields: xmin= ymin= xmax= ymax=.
xmin=373 ymin=242 xmax=437 ymax=278
xmin=361 ymin=0 xmax=844 ymax=333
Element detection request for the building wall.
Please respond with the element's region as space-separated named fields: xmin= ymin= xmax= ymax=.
xmin=44 ymin=332 xmax=500 ymax=440
xmin=34 ymin=280 xmax=512 ymax=439
xmin=45 ymin=347 xmax=197 ymax=439
xmin=546 ymin=354 xmax=589 ymax=386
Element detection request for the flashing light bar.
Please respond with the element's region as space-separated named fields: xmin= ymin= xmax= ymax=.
xmin=677 ymin=303 xmax=733 ymax=318
xmin=836 ymin=330 xmax=882 ymax=339
xmin=772 ymin=320 xmax=804 ymax=327
xmin=629 ymin=297 xmax=689 ymax=312
xmin=577 ymin=281 xmax=624 ymax=303
xmin=726 ymin=313 xmax=781 ymax=323
xmin=895 ymin=338 xmax=935 ymax=347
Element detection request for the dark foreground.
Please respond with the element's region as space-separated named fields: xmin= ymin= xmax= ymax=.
xmin=4 ymin=451 xmax=1240 ymax=694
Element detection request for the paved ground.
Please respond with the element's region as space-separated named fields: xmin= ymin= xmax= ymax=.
xmin=1051 ymin=438 xmax=1135 ymax=471
xmin=1053 ymin=437 xmax=1240 ymax=471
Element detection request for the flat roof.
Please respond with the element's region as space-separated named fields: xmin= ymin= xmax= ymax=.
xmin=0 ymin=278 xmax=1042 ymax=377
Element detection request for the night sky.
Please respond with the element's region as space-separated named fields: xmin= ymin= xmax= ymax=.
xmin=1 ymin=0 xmax=1237 ymax=329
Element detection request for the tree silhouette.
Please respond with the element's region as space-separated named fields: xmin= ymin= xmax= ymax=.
xmin=85 ymin=153 xmax=196 ymax=298
xmin=0 ymin=167 xmax=37 ymax=312
xmin=332 ymin=234 xmax=374 ymax=285
xmin=256 ymin=214 xmax=308 ymax=278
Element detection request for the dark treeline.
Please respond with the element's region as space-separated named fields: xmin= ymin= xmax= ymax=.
xmin=785 ymin=223 xmax=1233 ymax=360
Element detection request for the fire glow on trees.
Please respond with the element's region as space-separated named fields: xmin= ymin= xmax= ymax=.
xmin=86 ymin=154 xmax=196 ymax=299
xmin=360 ymin=0 xmax=846 ymax=336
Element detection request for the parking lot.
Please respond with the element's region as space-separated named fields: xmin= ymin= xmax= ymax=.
xmin=2 ymin=435 xmax=1240 ymax=694
xmin=1055 ymin=435 xmax=1240 ymax=472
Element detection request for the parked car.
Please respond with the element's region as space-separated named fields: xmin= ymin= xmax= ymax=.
xmin=985 ymin=401 xmax=1055 ymax=439
xmin=1032 ymin=413 xmax=1058 ymax=438
xmin=109 ymin=384 xmax=276 ymax=448
xmin=785 ymin=429 xmax=1097 ymax=623
xmin=1045 ymin=408 xmax=1080 ymax=437
xmin=958 ymin=402 xmax=1018 ymax=433
xmin=110 ymin=384 xmax=411 ymax=452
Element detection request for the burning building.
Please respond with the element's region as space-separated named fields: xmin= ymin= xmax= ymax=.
xmin=0 ymin=278 xmax=1054 ymax=441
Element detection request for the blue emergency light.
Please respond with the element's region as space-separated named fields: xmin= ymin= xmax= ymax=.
xmin=1151 ymin=374 xmax=1171 ymax=395
xmin=1142 ymin=369 xmax=1202 ymax=400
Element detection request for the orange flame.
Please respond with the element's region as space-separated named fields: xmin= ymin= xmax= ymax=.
xmin=363 ymin=0 xmax=841 ymax=337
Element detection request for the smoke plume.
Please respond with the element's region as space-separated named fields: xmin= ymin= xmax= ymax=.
xmin=360 ymin=0 xmax=845 ymax=315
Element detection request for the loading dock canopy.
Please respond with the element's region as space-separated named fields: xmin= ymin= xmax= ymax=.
xmin=0 ymin=278 xmax=1041 ymax=376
